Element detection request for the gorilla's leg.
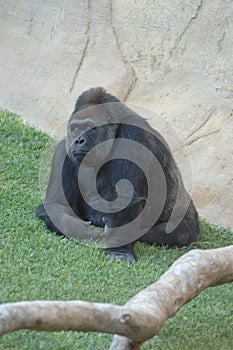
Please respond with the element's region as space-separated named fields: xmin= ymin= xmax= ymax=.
xmin=105 ymin=243 xmax=136 ymax=263
xmin=139 ymin=206 xmax=200 ymax=247
xmin=36 ymin=204 xmax=63 ymax=235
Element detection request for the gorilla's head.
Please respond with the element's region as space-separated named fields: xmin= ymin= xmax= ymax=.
xmin=66 ymin=87 xmax=120 ymax=166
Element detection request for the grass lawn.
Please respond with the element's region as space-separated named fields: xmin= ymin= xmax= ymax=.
xmin=0 ymin=110 xmax=232 ymax=350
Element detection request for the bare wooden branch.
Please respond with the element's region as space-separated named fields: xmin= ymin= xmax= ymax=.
xmin=0 ymin=246 xmax=232 ymax=350
xmin=109 ymin=336 xmax=141 ymax=350
xmin=110 ymin=245 xmax=233 ymax=349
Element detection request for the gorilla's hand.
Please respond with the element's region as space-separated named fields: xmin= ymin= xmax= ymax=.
xmin=57 ymin=213 xmax=104 ymax=242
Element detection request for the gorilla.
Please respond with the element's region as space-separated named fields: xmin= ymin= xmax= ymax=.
xmin=36 ymin=87 xmax=200 ymax=263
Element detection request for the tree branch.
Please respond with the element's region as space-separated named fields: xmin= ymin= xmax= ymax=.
xmin=0 ymin=246 xmax=232 ymax=350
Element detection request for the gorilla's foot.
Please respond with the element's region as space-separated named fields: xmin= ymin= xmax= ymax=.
xmin=105 ymin=250 xmax=136 ymax=264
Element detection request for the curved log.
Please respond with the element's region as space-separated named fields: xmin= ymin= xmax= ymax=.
xmin=0 ymin=246 xmax=232 ymax=350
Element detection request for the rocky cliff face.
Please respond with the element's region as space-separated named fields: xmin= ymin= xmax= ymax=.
xmin=0 ymin=0 xmax=232 ymax=229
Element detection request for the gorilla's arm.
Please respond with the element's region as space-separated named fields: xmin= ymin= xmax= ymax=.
xmin=36 ymin=139 xmax=103 ymax=241
xmin=139 ymin=202 xmax=200 ymax=247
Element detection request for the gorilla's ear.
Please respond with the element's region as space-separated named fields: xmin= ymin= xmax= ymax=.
xmin=73 ymin=87 xmax=120 ymax=114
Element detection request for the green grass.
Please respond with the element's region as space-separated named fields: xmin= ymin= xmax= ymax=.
xmin=0 ymin=110 xmax=232 ymax=350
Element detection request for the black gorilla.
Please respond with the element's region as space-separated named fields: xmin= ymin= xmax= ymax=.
xmin=36 ymin=87 xmax=200 ymax=263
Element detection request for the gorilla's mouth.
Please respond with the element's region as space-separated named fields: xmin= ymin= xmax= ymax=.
xmin=72 ymin=150 xmax=88 ymax=160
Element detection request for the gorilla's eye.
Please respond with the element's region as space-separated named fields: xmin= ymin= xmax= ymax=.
xmin=86 ymin=125 xmax=97 ymax=131
xmin=70 ymin=120 xmax=96 ymax=133
xmin=70 ymin=126 xmax=79 ymax=133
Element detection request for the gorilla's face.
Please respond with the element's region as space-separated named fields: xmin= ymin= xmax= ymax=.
xmin=66 ymin=104 xmax=118 ymax=166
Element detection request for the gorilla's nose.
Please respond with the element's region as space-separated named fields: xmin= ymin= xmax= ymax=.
xmin=73 ymin=135 xmax=89 ymax=159
xmin=75 ymin=135 xmax=86 ymax=145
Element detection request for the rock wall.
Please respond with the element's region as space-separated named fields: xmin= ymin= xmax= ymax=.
xmin=1 ymin=0 xmax=233 ymax=229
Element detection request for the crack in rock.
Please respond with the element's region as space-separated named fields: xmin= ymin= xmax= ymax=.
xmin=69 ymin=0 xmax=91 ymax=93
xmin=185 ymin=108 xmax=216 ymax=140
xmin=109 ymin=0 xmax=137 ymax=101
xmin=217 ymin=17 xmax=230 ymax=54
xmin=185 ymin=128 xmax=220 ymax=147
xmin=217 ymin=30 xmax=226 ymax=53
xmin=170 ymin=0 xmax=204 ymax=57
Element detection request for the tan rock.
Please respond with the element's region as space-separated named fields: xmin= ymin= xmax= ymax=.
xmin=0 ymin=0 xmax=232 ymax=230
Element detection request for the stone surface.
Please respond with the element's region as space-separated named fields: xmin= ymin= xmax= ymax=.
xmin=0 ymin=0 xmax=233 ymax=230
xmin=129 ymin=71 xmax=233 ymax=229
xmin=0 ymin=0 xmax=134 ymax=130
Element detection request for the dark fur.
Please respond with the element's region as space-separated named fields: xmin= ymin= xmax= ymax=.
xmin=36 ymin=87 xmax=200 ymax=262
